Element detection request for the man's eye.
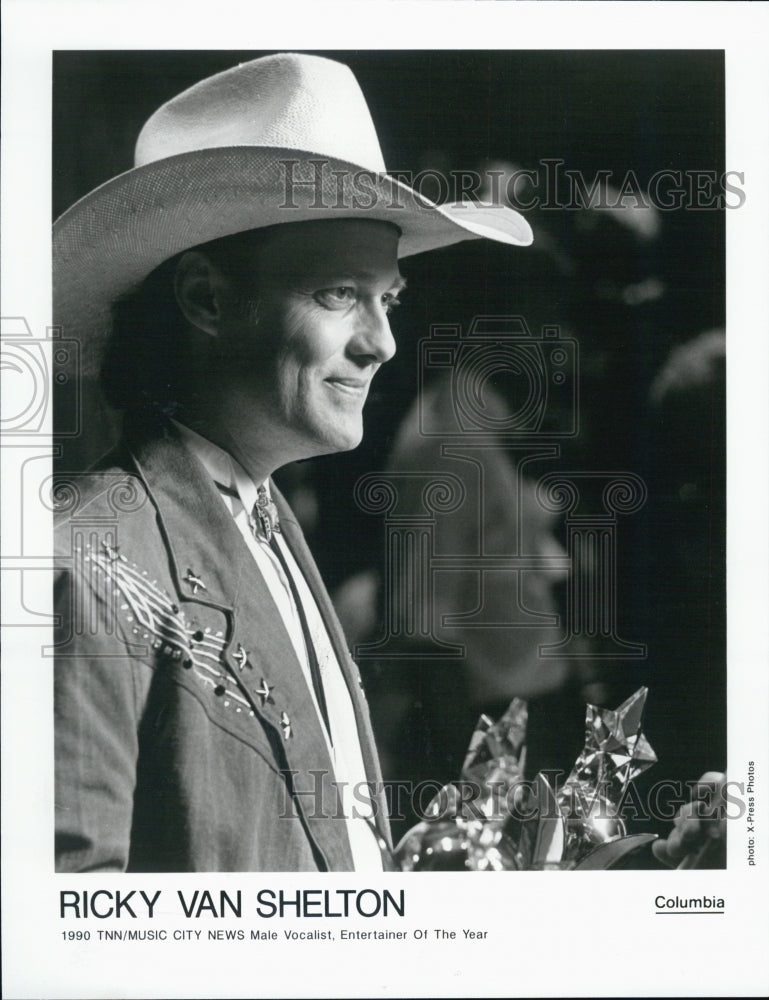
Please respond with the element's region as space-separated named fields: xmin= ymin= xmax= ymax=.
xmin=315 ymin=287 xmax=356 ymax=309
xmin=382 ymin=293 xmax=402 ymax=314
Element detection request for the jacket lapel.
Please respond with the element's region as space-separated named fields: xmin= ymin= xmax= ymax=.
xmin=127 ymin=423 xmax=357 ymax=869
xmin=128 ymin=423 xmax=248 ymax=611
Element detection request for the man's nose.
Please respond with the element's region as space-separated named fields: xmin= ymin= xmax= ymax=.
xmin=350 ymin=301 xmax=397 ymax=365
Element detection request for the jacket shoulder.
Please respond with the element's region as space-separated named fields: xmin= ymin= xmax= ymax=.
xmin=53 ymin=454 xmax=153 ymax=544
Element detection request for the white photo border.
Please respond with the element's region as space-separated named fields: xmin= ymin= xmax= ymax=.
xmin=2 ymin=2 xmax=768 ymax=998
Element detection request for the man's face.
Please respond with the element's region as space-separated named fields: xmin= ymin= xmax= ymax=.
xmin=216 ymin=219 xmax=403 ymax=464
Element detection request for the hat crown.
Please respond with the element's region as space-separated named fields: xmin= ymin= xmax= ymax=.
xmin=55 ymin=53 xmax=532 ymax=359
xmin=135 ymin=53 xmax=387 ymax=172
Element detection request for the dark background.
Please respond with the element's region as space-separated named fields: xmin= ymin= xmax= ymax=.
xmin=54 ymin=50 xmax=725 ymax=228
xmin=53 ymin=50 xmax=726 ymax=828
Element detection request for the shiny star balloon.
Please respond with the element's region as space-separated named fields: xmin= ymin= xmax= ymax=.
xmin=563 ymin=686 xmax=657 ymax=803
xmin=462 ymin=698 xmax=528 ymax=786
xmin=557 ymin=687 xmax=657 ymax=859
xmin=393 ymin=687 xmax=660 ymax=871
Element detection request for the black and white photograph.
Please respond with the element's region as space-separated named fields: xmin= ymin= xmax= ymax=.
xmin=2 ymin=2 xmax=768 ymax=998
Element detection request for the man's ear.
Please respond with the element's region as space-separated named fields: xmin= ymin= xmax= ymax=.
xmin=174 ymin=251 xmax=232 ymax=337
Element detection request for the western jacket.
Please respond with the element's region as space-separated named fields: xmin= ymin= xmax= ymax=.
xmin=54 ymin=419 xmax=390 ymax=872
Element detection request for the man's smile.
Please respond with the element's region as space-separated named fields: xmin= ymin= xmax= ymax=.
xmin=323 ymin=375 xmax=372 ymax=397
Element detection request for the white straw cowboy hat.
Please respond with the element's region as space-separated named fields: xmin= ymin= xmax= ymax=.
xmin=53 ymin=53 xmax=532 ymax=370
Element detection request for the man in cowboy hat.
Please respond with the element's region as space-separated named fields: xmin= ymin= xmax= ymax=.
xmin=52 ymin=52 xmax=532 ymax=873
xmin=53 ymin=52 xmax=724 ymax=873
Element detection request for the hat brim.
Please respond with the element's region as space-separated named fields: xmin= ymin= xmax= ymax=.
xmin=53 ymin=146 xmax=532 ymax=371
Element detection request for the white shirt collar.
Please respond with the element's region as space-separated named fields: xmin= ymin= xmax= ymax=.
xmin=172 ymin=420 xmax=264 ymax=516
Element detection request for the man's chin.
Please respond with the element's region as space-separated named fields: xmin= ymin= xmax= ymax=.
xmin=330 ymin=431 xmax=364 ymax=454
xmin=310 ymin=424 xmax=364 ymax=457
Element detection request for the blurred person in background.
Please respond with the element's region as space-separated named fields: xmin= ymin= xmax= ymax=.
xmin=345 ymin=377 xmax=588 ymax=838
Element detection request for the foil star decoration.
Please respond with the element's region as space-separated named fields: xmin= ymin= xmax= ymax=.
xmin=255 ymin=678 xmax=275 ymax=706
xmin=462 ymin=697 xmax=528 ymax=785
xmin=556 ymin=686 xmax=657 ymax=859
xmin=418 ymin=698 xmax=529 ymax=826
xmin=393 ymin=687 xmax=659 ymax=871
xmin=564 ymin=686 xmax=657 ymax=800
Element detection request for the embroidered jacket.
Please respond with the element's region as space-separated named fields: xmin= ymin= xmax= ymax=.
xmin=53 ymin=419 xmax=389 ymax=872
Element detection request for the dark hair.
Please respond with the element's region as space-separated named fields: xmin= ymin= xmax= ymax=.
xmin=102 ymin=254 xmax=187 ymax=413
xmin=101 ymin=228 xmax=270 ymax=414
